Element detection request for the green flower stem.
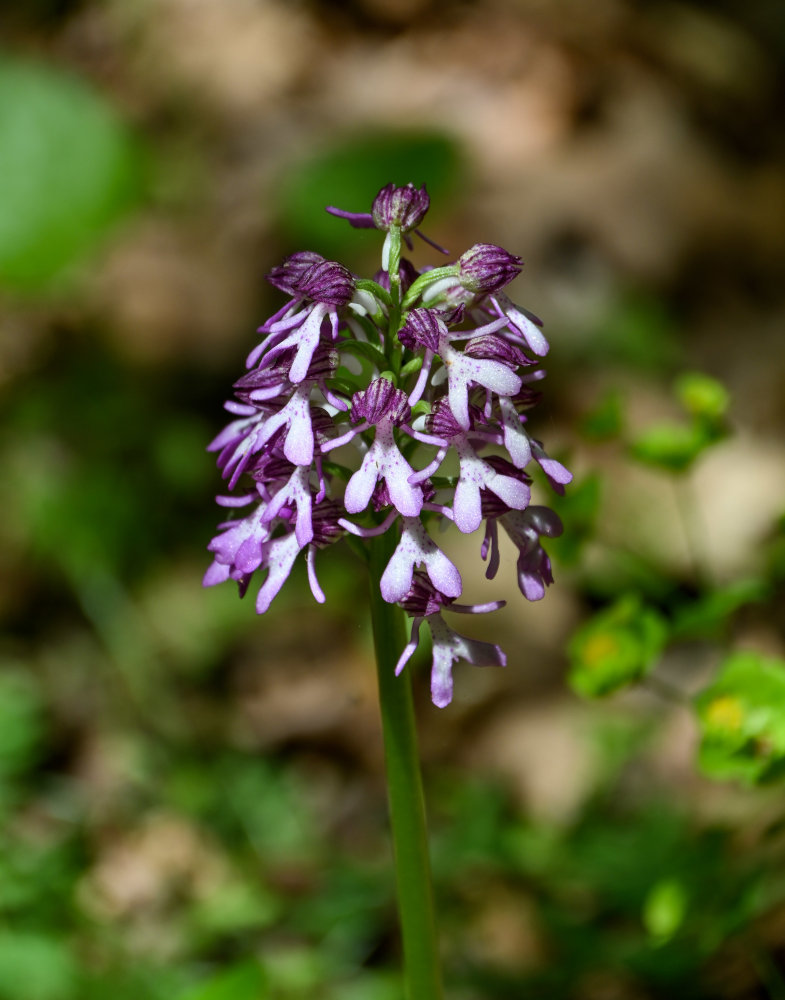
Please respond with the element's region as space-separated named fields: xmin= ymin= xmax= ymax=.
xmin=401 ymin=264 xmax=459 ymax=307
xmin=369 ymin=531 xmax=444 ymax=1000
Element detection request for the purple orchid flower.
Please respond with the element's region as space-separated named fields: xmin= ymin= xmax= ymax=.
xmin=393 ymin=573 xmax=507 ymax=708
xmin=481 ymin=504 xmax=564 ymax=601
xmin=339 ymin=378 xmax=424 ymax=518
xmin=400 ymin=308 xmax=521 ymax=430
xmin=249 ymin=258 xmax=354 ymax=382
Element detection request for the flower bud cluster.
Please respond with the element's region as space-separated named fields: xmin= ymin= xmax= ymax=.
xmin=205 ymin=184 xmax=571 ymax=707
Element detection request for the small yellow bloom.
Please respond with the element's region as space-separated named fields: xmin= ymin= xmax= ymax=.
xmin=705 ymin=695 xmax=744 ymax=733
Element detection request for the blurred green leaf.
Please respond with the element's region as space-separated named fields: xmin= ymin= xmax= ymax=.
xmin=674 ymin=372 xmax=729 ymax=422
xmin=546 ymin=473 xmax=602 ymax=567
xmin=0 ymin=836 xmax=79 ymax=921
xmin=177 ymin=962 xmax=266 ymax=1000
xmin=188 ymin=881 xmax=279 ymax=945
xmin=580 ymin=388 xmax=625 ymax=441
xmin=671 ymin=578 xmax=770 ymax=640
xmin=262 ymin=947 xmax=326 ymax=997
xmin=628 ymin=371 xmax=729 ymax=472
xmin=588 ymin=292 xmax=681 ymax=372
xmin=643 ymin=878 xmax=688 ymax=943
xmin=628 ymin=420 xmax=716 ymax=472
xmin=0 ymin=932 xmax=77 ymax=1000
xmin=695 ymin=651 xmax=785 ymax=784
xmin=0 ymin=55 xmax=143 ymax=289
xmin=0 ymin=670 xmax=43 ymax=779
xmin=335 ymin=972 xmax=403 ymax=1000
xmin=568 ymin=595 xmax=668 ymax=697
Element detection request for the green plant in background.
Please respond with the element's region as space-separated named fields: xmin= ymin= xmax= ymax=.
xmin=628 ymin=371 xmax=729 ymax=473
xmin=566 ymin=368 xmax=785 ymax=791
xmin=696 ymin=651 xmax=785 ymax=784
xmin=0 ymin=56 xmax=143 ymax=291
xmin=568 ymin=594 xmax=668 ymax=697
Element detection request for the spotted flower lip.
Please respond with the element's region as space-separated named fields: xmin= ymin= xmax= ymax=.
xmin=206 ymin=180 xmax=569 ymax=708
xmin=380 ymin=517 xmax=462 ymax=604
xmin=343 ymin=382 xmax=423 ymax=519
xmin=393 ymin=573 xmax=507 ymax=708
xmin=481 ymin=504 xmax=564 ymax=600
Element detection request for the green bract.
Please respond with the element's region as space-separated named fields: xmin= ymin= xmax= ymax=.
xmin=568 ymin=595 xmax=668 ymax=697
xmin=695 ymin=651 xmax=785 ymax=784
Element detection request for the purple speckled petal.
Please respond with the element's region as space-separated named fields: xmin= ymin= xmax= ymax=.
xmin=452 ymin=439 xmax=531 ymax=534
xmin=343 ymin=447 xmax=380 ymax=515
xmin=375 ymin=423 xmax=422 ymax=516
xmin=498 ymin=396 xmax=532 ymax=468
xmin=289 ymin=304 xmax=329 ymax=384
xmin=492 ymin=294 xmax=549 ymax=357
xmin=486 ymin=473 xmax=530 ymax=512
xmin=255 ymin=530 xmax=303 ymax=613
xmin=207 ymin=503 xmax=270 ymax=573
xmin=453 ymin=470 xmax=483 ymax=534
xmin=262 ymin=465 xmax=314 ymax=547
xmin=394 ymin=617 xmax=424 ymax=676
xmin=380 ymin=518 xmax=461 ymax=603
xmin=203 ymin=560 xmax=231 ymax=587
xmin=280 ymin=386 xmax=315 ymax=466
xmin=427 ymin=614 xmax=507 ymax=708
xmin=441 ymin=339 xmax=522 ymax=431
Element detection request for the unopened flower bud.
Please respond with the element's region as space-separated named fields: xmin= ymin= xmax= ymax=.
xmin=267 ymin=251 xmax=326 ymax=295
xmin=372 ymin=183 xmax=430 ymax=232
xmin=457 ymin=243 xmax=522 ymax=294
xmin=299 ymin=260 xmax=355 ymax=307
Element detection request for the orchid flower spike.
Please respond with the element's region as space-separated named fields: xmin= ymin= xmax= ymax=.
xmin=205 ymin=182 xmax=571 ymax=707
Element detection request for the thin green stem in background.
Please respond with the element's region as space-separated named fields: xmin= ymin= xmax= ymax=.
xmin=368 ymin=531 xmax=444 ymax=1000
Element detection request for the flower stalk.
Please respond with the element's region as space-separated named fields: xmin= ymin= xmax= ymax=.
xmin=369 ymin=529 xmax=443 ymax=1000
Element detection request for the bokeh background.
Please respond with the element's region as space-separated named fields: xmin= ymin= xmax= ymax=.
xmin=2 ymin=0 xmax=785 ymax=997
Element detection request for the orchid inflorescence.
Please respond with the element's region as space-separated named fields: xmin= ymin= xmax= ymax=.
xmin=205 ymin=183 xmax=571 ymax=707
